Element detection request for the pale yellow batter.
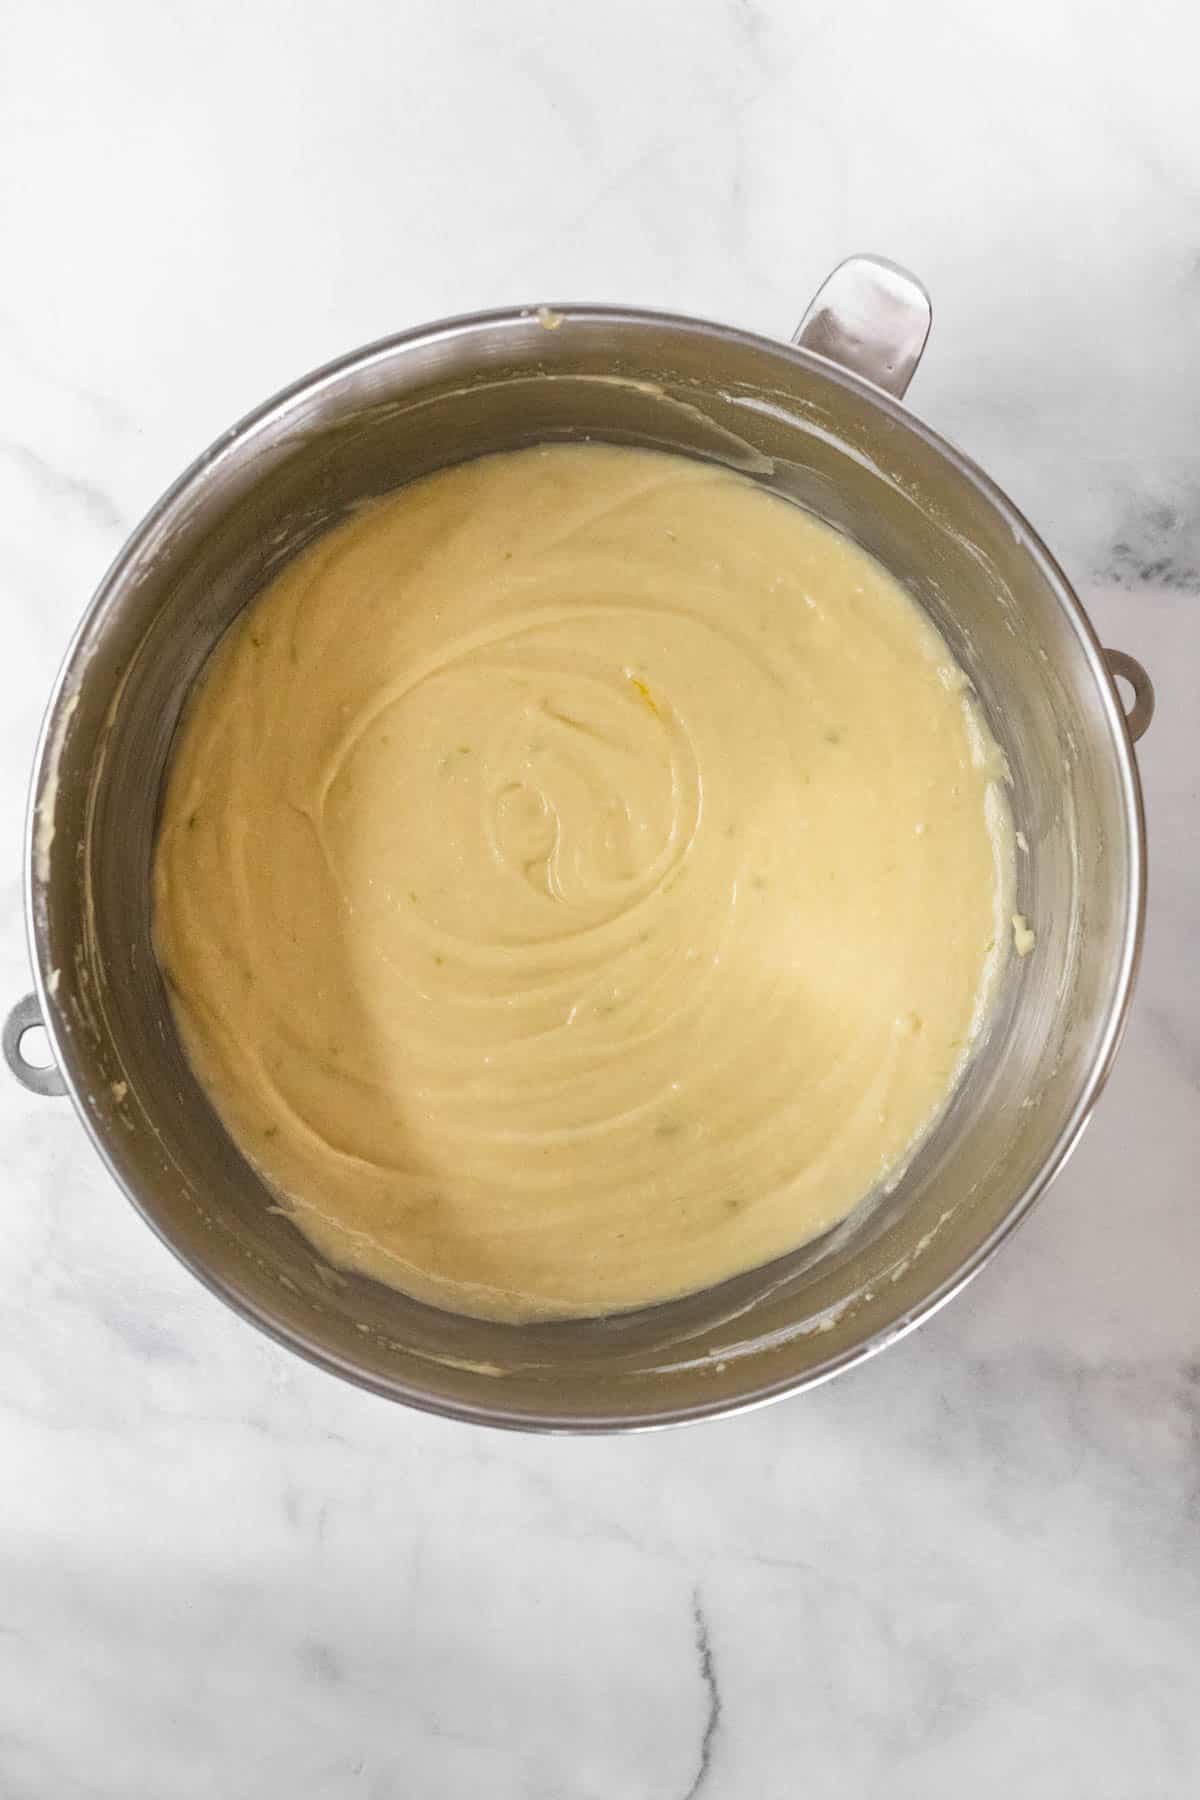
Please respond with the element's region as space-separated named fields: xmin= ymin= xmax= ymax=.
xmin=154 ymin=444 xmax=1013 ymax=1322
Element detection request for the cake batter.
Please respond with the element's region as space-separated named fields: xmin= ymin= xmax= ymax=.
xmin=154 ymin=444 xmax=1014 ymax=1322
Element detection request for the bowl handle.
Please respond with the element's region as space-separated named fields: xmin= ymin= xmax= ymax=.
xmin=793 ymin=255 xmax=932 ymax=400
xmin=3 ymin=992 xmax=67 ymax=1096
xmin=1104 ymin=648 xmax=1155 ymax=743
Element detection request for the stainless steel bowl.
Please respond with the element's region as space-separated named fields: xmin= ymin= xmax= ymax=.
xmin=5 ymin=258 xmax=1153 ymax=1430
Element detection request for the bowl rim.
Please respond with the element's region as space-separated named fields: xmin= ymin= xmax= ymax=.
xmin=23 ymin=301 xmax=1148 ymax=1431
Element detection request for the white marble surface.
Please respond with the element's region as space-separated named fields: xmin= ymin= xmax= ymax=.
xmin=2 ymin=2 xmax=1198 ymax=1793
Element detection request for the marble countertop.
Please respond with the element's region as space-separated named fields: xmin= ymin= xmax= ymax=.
xmin=2 ymin=3 xmax=1197 ymax=1794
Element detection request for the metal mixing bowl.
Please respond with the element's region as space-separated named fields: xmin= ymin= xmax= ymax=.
xmin=5 ymin=258 xmax=1153 ymax=1430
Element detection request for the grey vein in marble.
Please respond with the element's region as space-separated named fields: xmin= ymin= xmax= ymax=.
xmin=684 ymin=1590 xmax=722 ymax=1800
xmin=1 ymin=439 xmax=126 ymax=531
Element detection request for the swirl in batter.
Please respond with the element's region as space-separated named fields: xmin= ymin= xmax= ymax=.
xmin=154 ymin=444 xmax=1013 ymax=1322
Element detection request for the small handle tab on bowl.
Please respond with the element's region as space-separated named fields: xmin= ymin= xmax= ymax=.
xmin=793 ymin=255 xmax=932 ymax=400
xmin=1104 ymin=648 xmax=1155 ymax=743
xmin=3 ymin=992 xmax=67 ymax=1097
